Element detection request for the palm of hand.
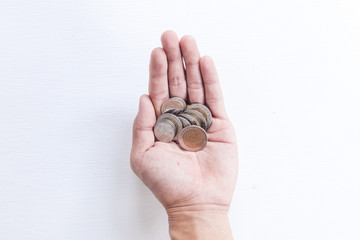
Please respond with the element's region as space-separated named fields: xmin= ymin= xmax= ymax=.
xmin=131 ymin=31 xmax=238 ymax=212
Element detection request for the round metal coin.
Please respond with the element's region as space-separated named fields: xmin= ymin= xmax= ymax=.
xmin=184 ymin=109 xmax=207 ymax=130
xmin=163 ymin=108 xmax=176 ymax=114
xmin=187 ymin=104 xmax=212 ymax=129
xmin=178 ymin=113 xmax=200 ymax=126
xmin=161 ymin=97 xmax=186 ymax=114
xmin=154 ymin=119 xmax=176 ymax=143
xmin=157 ymin=113 xmax=183 ymax=137
xmin=178 ymin=116 xmax=191 ymax=128
xmin=178 ymin=126 xmax=208 ymax=151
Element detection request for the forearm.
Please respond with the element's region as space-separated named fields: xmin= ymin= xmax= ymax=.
xmin=167 ymin=205 xmax=233 ymax=240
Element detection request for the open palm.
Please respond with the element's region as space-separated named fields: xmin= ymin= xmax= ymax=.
xmin=130 ymin=31 xmax=238 ymax=213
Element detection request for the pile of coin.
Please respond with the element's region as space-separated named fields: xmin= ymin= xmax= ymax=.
xmin=154 ymin=97 xmax=212 ymax=152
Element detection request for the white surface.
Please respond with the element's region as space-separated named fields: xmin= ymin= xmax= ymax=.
xmin=1 ymin=0 xmax=360 ymax=239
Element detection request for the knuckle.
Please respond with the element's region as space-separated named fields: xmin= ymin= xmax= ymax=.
xmin=205 ymin=96 xmax=221 ymax=104
xmin=188 ymin=81 xmax=203 ymax=90
xmin=203 ymin=79 xmax=217 ymax=85
xmin=167 ymin=50 xmax=181 ymax=61
xmin=150 ymin=90 xmax=168 ymax=101
xmin=185 ymin=61 xmax=199 ymax=68
xmin=151 ymin=64 xmax=167 ymax=76
xmin=168 ymin=76 xmax=185 ymax=87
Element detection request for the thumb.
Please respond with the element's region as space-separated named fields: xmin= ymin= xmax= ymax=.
xmin=131 ymin=94 xmax=156 ymax=170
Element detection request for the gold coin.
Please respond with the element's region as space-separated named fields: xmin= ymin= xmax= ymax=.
xmin=178 ymin=126 xmax=208 ymax=152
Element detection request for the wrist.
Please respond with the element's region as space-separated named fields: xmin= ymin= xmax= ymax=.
xmin=166 ymin=204 xmax=233 ymax=240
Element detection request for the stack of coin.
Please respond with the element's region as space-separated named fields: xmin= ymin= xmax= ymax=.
xmin=154 ymin=97 xmax=212 ymax=152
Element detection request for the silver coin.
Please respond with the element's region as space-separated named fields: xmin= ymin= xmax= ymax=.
xmin=163 ymin=108 xmax=176 ymax=114
xmin=187 ymin=104 xmax=212 ymax=129
xmin=178 ymin=116 xmax=191 ymax=128
xmin=178 ymin=113 xmax=200 ymax=126
xmin=161 ymin=97 xmax=186 ymax=114
xmin=157 ymin=113 xmax=183 ymax=138
xmin=163 ymin=107 xmax=183 ymax=115
xmin=154 ymin=119 xmax=176 ymax=143
xmin=184 ymin=109 xmax=207 ymax=130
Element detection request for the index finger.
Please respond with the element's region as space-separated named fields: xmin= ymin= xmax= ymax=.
xmin=199 ymin=56 xmax=228 ymax=118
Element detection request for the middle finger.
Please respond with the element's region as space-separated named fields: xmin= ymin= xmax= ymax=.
xmin=180 ymin=35 xmax=204 ymax=104
xmin=161 ymin=31 xmax=187 ymax=100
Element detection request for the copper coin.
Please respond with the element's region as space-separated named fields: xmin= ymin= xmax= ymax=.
xmin=161 ymin=97 xmax=186 ymax=114
xmin=178 ymin=113 xmax=200 ymax=126
xmin=178 ymin=126 xmax=208 ymax=151
xmin=184 ymin=109 xmax=207 ymax=130
xmin=187 ymin=104 xmax=212 ymax=129
xmin=157 ymin=113 xmax=183 ymax=138
xmin=154 ymin=119 xmax=176 ymax=142
xmin=178 ymin=116 xmax=191 ymax=128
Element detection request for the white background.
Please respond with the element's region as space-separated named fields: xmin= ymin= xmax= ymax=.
xmin=1 ymin=0 xmax=360 ymax=239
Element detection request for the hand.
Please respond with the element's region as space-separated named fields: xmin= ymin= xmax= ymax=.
xmin=130 ymin=31 xmax=238 ymax=239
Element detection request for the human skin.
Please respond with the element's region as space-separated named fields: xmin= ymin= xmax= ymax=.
xmin=130 ymin=30 xmax=238 ymax=239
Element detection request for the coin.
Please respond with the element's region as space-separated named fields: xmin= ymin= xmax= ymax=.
xmin=163 ymin=108 xmax=176 ymax=114
xmin=161 ymin=97 xmax=186 ymax=114
xmin=153 ymin=98 xmax=213 ymax=149
xmin=187 ymin=104 xmax=212 ymax=129
xmin=178 ymin=126 xmax=208 ymax=151
xmin=154 ymin=119 xmax=176 ymax=142
xmin=184 ymin=109 xmax=207 ymax=130
xmin=178 ymin=116 xmax=191 ymax=128
xmin=178 ymin=113 xmax=200 ymax=126
xmin=157 ymin=113 xmax=183 ymax=138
